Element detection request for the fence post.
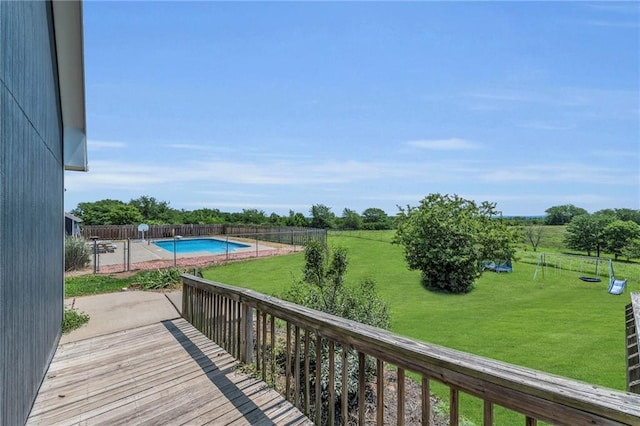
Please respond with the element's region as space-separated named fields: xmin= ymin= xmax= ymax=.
xmin=126 ymin=238 xmax=131 ymax=271
xmin=240 ymin=304 xmax=253 ymax=363
xmin=90 ymin=236 xmax=99 ymax=274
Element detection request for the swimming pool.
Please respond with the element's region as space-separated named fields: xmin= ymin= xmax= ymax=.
xmin=153 ymin=238 xmax=250 ymax=254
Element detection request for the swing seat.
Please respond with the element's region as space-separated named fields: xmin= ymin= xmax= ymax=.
xmin=579 ymin=276 xmax=601 ymax=283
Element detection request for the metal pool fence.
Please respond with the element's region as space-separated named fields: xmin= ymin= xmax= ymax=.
xmin=81 ymin=227 xmax=327 ymax=274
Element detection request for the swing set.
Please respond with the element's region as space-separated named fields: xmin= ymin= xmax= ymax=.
xmin=533 ymin=253 xmax=627 ymax=294
xmin=533 ymin=253 xmax=613 ymax=282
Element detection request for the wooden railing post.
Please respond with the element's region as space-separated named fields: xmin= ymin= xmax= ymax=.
xmin=182 ymin=283 xmax=189 ymax=321
xmin=240 ymin=303 xmax=253 ymax=364
xmin=628 ymin=293 xmax=640 ymax=393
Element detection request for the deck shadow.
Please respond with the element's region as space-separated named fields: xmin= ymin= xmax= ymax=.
xmin=162 ymin=319 xmax=278 ymax=424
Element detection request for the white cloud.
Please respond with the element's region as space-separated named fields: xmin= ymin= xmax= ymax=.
xmin=192 ymin=201 xmax=311 ymax=211
xmin=407 ymin=138 xmax=479 ymax=151
xmin=164 ymin=143 xmax=212 ymax=151
xmin=193 ymin=190 xmax=268 ymax=198
xmin=479 ymin=163 xmax=636 ymax=185
xmin=88 ymin=140 xmax=126 ymax=150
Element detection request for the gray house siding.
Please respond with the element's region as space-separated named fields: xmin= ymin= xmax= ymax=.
xmin=0 ymin=2 xmax=65 ymax=425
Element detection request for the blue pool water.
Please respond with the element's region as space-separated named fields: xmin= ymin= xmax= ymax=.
xmin=154 ymin=238 xmax=250 ymax=254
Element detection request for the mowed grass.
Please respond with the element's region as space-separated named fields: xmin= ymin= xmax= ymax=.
xmin=65 ymin=274 xmax=138 ymax=297
xmin=202 ymin=230 xmax=640 ymax=423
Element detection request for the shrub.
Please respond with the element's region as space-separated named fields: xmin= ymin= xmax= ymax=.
xmin=135 ymin=267 xmax=183 ymax=290
xmin=65 ymin=237 xmax=91 ymax=271
xmin=284 ymin=240 xmax=391 ymax=418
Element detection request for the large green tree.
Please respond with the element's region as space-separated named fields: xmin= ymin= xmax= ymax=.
xmin=544 ymin=204 xmax=588 ymax=225
xmin=604 ymin=220 xmax=640 ymax=260
xmin=622 ymin=238 xmax=640 ymax=262
xmin=361 ymin=207 xmax=391 ymax=230
xmin=310 ymin=204 xmax=336 ymax=229
xmin=239 ymin=208 xmax=268 ymax=224
xmin=565 ymin=214 xmax=613 ymax=257
xmin=128 ymin=195 xmax=177 ymax=224
xmin=596 ymin=208 xmax=640 ymax=225
xmin=181 ymin=208 xmax=224 ymax=224
xmin=284 ymin=210 xmax=309 ymax=227
xmin=340 ymin=208 xmax=362 ymax=230
xmin=394 ymin=194 xmax=517 ymax=294
xmin=72 ymin=199 xmax=143 ymax=225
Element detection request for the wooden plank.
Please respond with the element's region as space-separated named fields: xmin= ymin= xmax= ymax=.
xmin=450 ymin=388 xmax=459 ymax=426
xmin=286 ymin=322 xmax=292 ymax=401
xmin=294 ymin=325 xmax=301 ymax=409
xmin=32 ymin=342 xmax=231 ymax=413
xmin=329 ymin=341 xmax=335 ymax=426
xmin=27 ymin=319 xmax=311 ymax=425
xmin=483 ymin=400 xmax=494 ymax=426
xmin=174 ymin=380 xmax=273 ymax=425
xmin=315 ymin=333 xmax=322 ymax=425
xmin=32 ymin=326 xmax=227 ymax=408
xmin=359 ymin=352 xmax=366 ymax=425
xmin=377 ymin=359 xmax=384 ymax=426
xmin=31 ymin=346 xmax=238 ymax=423
xmin=304 ymin=329 xmax=311 ymax=417
xmin=398 ymin=367 xmax=405 ymax=426
xmin=37 ymin=331 xmax=223 ymax=394
xmin=342 ymin=346 xmax=348 ymax=426
xmin=422 ymin=376 xmax=430 ymax=426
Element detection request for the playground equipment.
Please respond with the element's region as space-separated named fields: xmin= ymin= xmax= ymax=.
xmin=533 ymin=253 xmax=628 ymax=295
xmin=533 ymin=253 xmax=613 ymax=283
xmin=482 ymin=260 xmax=513 ymax=273
xmin=609 ymin=278 xmax=627 ymax=295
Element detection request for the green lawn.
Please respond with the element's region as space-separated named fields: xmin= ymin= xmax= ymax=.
xmin=65 ymin=274 xmax=139 ymax=297
xmin=203 ymin=230 xmax=639 ymax=424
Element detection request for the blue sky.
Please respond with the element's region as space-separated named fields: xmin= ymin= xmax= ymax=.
xmin=65 ymin=1 xmax=640 ymax=217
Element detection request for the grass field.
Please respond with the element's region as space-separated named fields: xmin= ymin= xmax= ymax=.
xmin=65 ymin=274 xmax=138 ymax=297
xmin=202 ymin=228 xmax=640 ymax=424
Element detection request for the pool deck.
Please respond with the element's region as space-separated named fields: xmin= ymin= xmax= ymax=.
xmin=86 ymin=237 xmax=301 ymax=274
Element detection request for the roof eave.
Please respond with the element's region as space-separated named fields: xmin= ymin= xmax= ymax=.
xmin=52 ymin=1 xmax=88 ymax=172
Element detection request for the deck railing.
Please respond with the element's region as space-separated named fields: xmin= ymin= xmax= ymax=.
xmin=626 ymin=293 xmax=640 ymax=394
xmin=182 ymin=275 xmax=640 ymax=425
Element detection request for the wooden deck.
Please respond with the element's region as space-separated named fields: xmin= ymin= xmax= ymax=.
xmin=27 ymin=319 xmax=312 ymax=425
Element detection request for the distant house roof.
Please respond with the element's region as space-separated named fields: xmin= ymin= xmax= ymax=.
xmin=65 ymin=212 xmax=83 ymax=223
xmin=52 ymin=1 xmax=88 ymax=172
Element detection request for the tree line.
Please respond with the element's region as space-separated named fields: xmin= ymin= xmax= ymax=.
xmin=70 ymin=196 xmax=394 ymax=230
xmin=521 ymin=204 xmax=640 ymax=261
xmin=70 ymin=196 xmax=639 ymax=294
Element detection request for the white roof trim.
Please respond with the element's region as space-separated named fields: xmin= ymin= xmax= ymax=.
xmin=52 ymin=1 xmax=88 ymax=172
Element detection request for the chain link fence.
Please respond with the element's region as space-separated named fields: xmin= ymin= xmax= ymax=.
xmin=79 ymin=226 xmax=326 ymax=274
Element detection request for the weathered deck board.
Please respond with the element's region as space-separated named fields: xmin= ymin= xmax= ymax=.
xmin=27 ymin=318 xmax=312 ymax=425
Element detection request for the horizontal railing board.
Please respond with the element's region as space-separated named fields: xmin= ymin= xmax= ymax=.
xmin=183 ymin=274 xmax=640 ymax=425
